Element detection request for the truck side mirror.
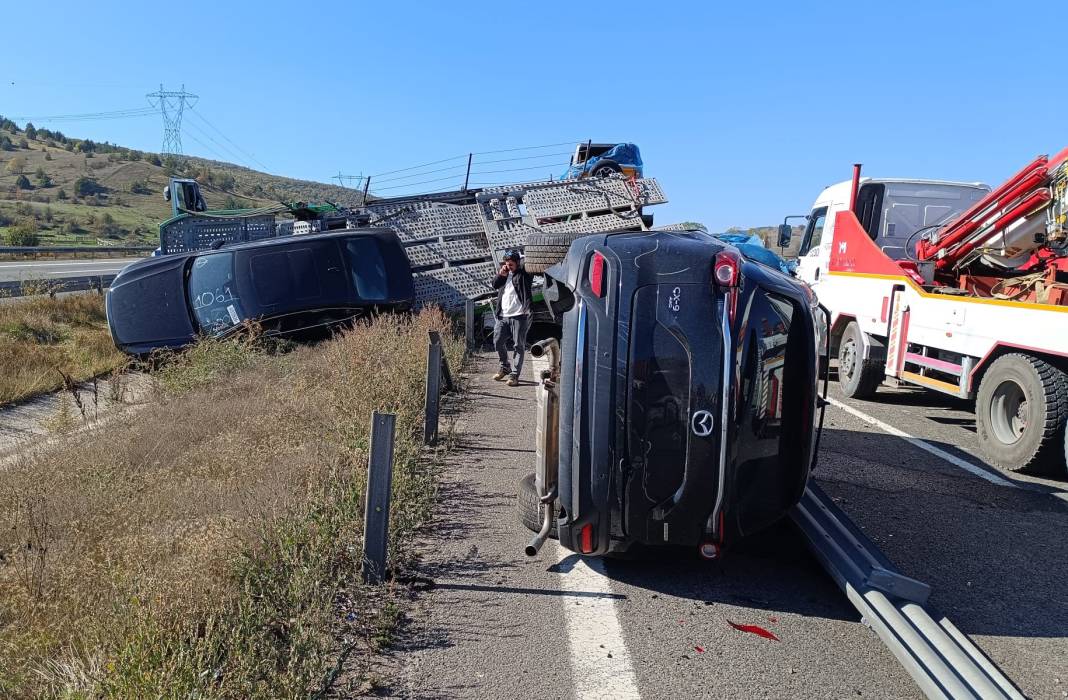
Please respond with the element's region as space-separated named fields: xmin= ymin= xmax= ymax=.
xmin=163 ymin=185 xmax=171 ymax=202
xmin=777 ymin=224 xmax=792 ymax=248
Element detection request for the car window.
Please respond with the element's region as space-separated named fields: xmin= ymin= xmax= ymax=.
xmin=345 ymin=238 xmax=389 ymax=301
xmin=799 ymin=208 xmax=828 ymax=256
xmin=188 ymin=252 xmax=245 ymax=333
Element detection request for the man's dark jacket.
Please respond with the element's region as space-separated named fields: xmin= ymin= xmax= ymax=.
xmin=490 ymin=265 xmax=534 ymax=320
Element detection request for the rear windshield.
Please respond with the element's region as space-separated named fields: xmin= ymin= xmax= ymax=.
xmin=345 ymin=238 xmax=389 ymax=301
xmin=187 ymin=252 xmax=245 ymax=333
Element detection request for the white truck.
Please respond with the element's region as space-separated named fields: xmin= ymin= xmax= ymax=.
xmin=781 ymin=153 xmax=1068 ymax=476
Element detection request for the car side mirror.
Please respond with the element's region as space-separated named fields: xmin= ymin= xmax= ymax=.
xmin=777 ymin=224 xmax=792 ymax=248
xmin=163 ymin=185 xmax=171 ymax=202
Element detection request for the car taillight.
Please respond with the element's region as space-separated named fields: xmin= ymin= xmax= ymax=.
xmin=713 ymin=251 xmax=740 ymax=287
xmin=714 ymin=251 xmax=741 ymax=323
xmin=589 ymin=252 xmax=606 ymax=298
xmin=580 ymin=523 xmax=594 ymax=553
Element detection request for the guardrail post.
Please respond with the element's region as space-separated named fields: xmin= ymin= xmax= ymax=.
xmin=424 ymin=338 xmax=442 ymax=446
xmin=465 ymin=299 xmax=476 ymax=350
xmin=362 ymin=412 xmax=396 ymax=585
xmin=428 ymin=330 xmax=455 ymax=393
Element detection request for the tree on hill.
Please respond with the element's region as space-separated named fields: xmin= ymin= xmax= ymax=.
xmin=0 ymin=135 xmax=12 ymax=151
xmin=6 ymin=156 xmax=25 ymax=174
xmin=34 ymin=167 xmax=52 ymax=187
xmin=74 ymin=176 xmax=105 ymax=197
xmin=17 ymin=138 xmax=28 ymax=150
xmin=15 ymin=174 xmax=32 ymax=190
xmin=147 ymin=153 xmax=162 ymax=166
xmin=24 ymin=123 xmax=37 ymax=141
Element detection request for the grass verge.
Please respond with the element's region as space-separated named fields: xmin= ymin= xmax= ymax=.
xmin=0 ymin=309 xmax=463 ymax=698
xmin=0 ymin=292 xmax=126 ymax=406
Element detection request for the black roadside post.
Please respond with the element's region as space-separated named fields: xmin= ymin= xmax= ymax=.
xmin=428 ymin=330 xmax=455 ymax=393
xmin=424 ymin=337 xmax=442 ymax=446
xmin=362 ymin=411 xmax=396 ymax=585
xmin=465 ymin=299 xmax=476 ymax=350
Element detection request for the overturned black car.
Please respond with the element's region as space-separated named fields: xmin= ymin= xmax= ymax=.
xmin=106 ymin=229 xmax=415 ymax=354
xmin=522 ymin=229 xmax=826 ymax=558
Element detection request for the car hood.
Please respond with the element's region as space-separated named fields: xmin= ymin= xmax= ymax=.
xmin=106 ymin=255 xmax=195 ymax=351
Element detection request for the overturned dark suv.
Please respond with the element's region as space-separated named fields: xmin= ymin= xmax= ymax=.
xmin=107 ymin=229 xmax=415 ymax=355
xmin=521 ymin=229 xmax=825 ymax=558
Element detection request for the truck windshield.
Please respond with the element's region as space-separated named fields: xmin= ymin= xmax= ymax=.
xmin=187 ymin=252 xmax=246 ymax=333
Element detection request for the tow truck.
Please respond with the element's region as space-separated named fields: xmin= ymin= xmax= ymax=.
xmin=780 ymin=152 xmax=1068 ymax=475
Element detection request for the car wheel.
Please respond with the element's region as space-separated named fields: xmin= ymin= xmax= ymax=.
xmin=837 ymin=321 xmax=883 ymax=398
xmin=523 ymin=231 xmax=585 ymax=274
xmin=976 ymin=353 xmax=1068 ymax=475
xmin=517 ymin=473 xmax=557 ymax=538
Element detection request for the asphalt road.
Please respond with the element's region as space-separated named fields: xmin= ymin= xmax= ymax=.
xmin=377 ymin=355 xmax=1067 ymax=700
xmin=0 ymin=257 xmax=143 ymax=282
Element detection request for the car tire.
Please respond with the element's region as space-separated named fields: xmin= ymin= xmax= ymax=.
xmin=517 ymin=473 xmax=557 ymax=538
xmin=524 ymin=232 xmax=584 ymax=274
xmin=976 ymin=353 xmax=1068 ymax=475
xmin=837 ymin=321 xmax=883 ymax=399
xmin=592 ymin=160 xmax=622 ymax=178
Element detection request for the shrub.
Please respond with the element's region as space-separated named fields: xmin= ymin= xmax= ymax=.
xmin=147 ymin=153 xmax=162 ymax=166
xmin=73 ymin=176 xmax=105 ymax=197
xmin=23 ymin=123 xmax=36 ymax=141
xmin=43 ymin=151 xmax=52 ymax=161
xmin=15 ymin=174 xmax=32 ymax=190
xmin=17 ymin=138 xmax=28 ymax=149
xmin=5 ymin=156 xmax=25 ymax=174
xmin=34 ymin=167 xmax=51 ymax=187
xmin=57 ymin=188 xmax=67 ymax=200
xmin=5 ymin=217 xmax=40 ymax=246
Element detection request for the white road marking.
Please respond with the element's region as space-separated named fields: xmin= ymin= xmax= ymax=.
xmin=0 ymin=260 xmax=139 ymax=268
xmin=44 ymin=268 xmax=118 ymax=275
xmin=556 ymin=545 xmax=641 ymax=699
xmin=826 ymin=397 xmax=1019 ymax=488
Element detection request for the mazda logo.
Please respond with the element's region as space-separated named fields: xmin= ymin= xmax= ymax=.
xmin=691 ymin=410 xmax=715 ymax=437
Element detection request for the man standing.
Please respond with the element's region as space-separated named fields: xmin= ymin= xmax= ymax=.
xmin=491 ymin=250 xmax=533 ymax=386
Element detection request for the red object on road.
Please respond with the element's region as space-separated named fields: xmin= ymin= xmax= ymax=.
xmin=727 ymin=620 xmax=780 ymax=641
xmin=694 ymin=645 xmax=705 ymax=653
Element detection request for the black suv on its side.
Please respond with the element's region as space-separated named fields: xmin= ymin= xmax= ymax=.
xmin=106 ymin=229 xmax=415 ymax=354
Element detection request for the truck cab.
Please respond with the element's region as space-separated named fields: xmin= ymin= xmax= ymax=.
xmin=794 ymin=178 xmax=989 ymax=289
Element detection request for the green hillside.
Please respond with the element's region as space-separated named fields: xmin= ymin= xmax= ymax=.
xmin=0 ymin=116 xmax=366 ymax=247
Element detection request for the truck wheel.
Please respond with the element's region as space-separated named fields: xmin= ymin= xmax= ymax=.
xmin=837 ymin=321 xmax=883 ymax=398
xmin=524 ymin=232 xmax=583 ymax=274
xmin=517 ymin=473 xmax=557 ymax=538
xmin=976 ymin=353 xmax=1068 ymax=475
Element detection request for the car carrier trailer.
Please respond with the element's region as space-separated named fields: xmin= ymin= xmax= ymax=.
xmin=780 ymin=152 xmax=1068 ymax=476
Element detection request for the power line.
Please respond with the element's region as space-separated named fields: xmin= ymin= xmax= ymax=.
xmin=183 ymin=119 xmax=254 ymax=169
xmin=472 ymin=141 xmax=576 ymax=156
xmin=8 ymin=107 xmax=158 ymax=123
xmin=370 ymin=173 xmax=467 ymax=192
xmin=368 ymin=154 xmax=468 ymax=179
xmin=470 ymin=162 xmax=569 ymax=176
xmin=187 ymin=106 xmax=271 ymax=172
xmin=146 ymin=84 xmax=198 ymax=155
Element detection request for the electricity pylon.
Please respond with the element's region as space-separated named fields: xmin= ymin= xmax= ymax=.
xmin=146 ymin=84 xmax=198 ymax=155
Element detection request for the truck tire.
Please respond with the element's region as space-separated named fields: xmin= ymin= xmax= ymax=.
xmin=837 ymin=321 xmax=883 ymax=399
xmin=976 ymin=353 xmax=1068 ymax=475
xmin=517 ymin=473 xmax=557 ymax=538
xmin=524 ymin=232 xmax=583 ymax=274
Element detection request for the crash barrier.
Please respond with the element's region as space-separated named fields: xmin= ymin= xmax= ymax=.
xmin=423 ymin=331 xmax=457 ymax=446
xmin=791 ymin=484 xmax=1023 ymax=700
xmin=362 ymin=411 xmax=397 ymax=585
xmin=0 ymin=274 xmax=116 ymax=298
xmin=0 ymin=245 xmax=155 ymax=259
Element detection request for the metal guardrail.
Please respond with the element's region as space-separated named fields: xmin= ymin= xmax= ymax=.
xmin=791 ymin=483 xmax=1024 ymax=700
xmin=0 ymin=246 xmax=155 ymax=255
xmin=0 ymin=274 xmax=117 ymax=298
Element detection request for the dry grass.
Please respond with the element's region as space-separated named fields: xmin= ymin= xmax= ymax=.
xmin=0 ymin=293 xmax=126 ymax=406
xmin=0 ymin=309 xmax=463 ymax=698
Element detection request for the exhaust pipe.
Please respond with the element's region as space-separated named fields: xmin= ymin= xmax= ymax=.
xmin=525 ymin=337 xmax=561 ymax=557
xmin=525 ymin=485 xmax=558 ymax=556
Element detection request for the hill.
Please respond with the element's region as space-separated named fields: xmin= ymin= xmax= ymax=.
xmin=0 ymin=116 xmax=367 ymax=247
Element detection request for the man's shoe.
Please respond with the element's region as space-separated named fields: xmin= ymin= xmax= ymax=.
xmin=507 ymin=375 xmax=519 ymax=387
xmin=493 ymin=370 xmax=509 ymax=381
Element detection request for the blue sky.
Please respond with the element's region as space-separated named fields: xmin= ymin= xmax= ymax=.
xmin=4 ymin=1 xmax=1066 ymax=231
